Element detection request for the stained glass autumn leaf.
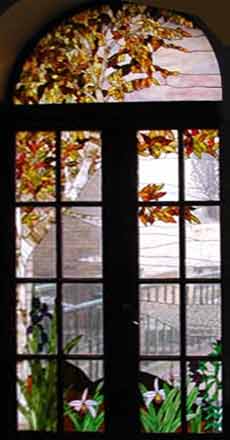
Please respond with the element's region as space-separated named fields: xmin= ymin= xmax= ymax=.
xmin=137 ymin=130 xmax=177 ymax=158
xmin=16 ymin=132 xmax=56 ymax=201
xmin=139 ymin=206 xmax=201 ymax=226
xmin=138 ymin=129 xmax=219 ymax=160
xmin=16 ymin=130 xmax=102 ymax=280
xmin=14 ymin=3 xmax=195 ymax=104
xmin=61 ymin=131 xmax=101 ymax=200
xmin=159 ymin=9 xmax=194 ymax=28
xmin=184 ymin=129 xmax=219 ymax=158
xmin=139 ymin=184 xmax=166 ymax=201
xmin=16 ymin=127 xmax=219 ymax=279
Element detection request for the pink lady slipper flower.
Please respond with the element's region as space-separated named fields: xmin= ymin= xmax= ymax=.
xmin=143 ymin=378 xmax=166 ymax=407
xmin=68 ymin=388 xmax=99 ymax=418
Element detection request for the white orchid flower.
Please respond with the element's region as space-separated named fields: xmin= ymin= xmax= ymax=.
xmin=68 ymin=388 xmax=99 ymax=418
xmin=195 ymin=397 xmax=203 ymax=407
xmin=143 ymin=378 xmax=166 ymax=407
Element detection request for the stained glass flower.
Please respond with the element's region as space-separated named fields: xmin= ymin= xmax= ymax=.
xmin=143 ymin=378 xmax=166 ymax=407
xmin=68 ymin=388 xmax=99 ymax=418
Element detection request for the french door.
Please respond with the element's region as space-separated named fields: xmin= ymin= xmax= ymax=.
xmin=3 ymin=102 xmax=226 ymax=438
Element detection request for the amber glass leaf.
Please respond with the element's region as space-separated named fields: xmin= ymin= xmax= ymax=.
xmin=184 ymin=129 xmax=220 ymax=201
xmin=183 ymin=129 xmax=219 ymax=159
xmin=13 ymin=4 xmax=221 ymax=104
xmin=16 ymin=131 xmax=56 ymax=201
xmin=61 ymin=131 xmax=102 ymax=201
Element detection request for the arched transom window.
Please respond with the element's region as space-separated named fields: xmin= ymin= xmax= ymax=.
xmin=13 ymin=2 xmax=221 ymax=104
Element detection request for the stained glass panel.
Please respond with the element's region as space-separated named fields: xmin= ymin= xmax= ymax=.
xmin=16 ymin=207 xmax=56 ymax=278
xmin=61 ymin=131 xmax=102 ymax=201
xmin=64 ymin=360 xmax=104 ymax=432
xmin=63 ymin=284 xmax=103 ymax=354
xmin=139 ymin=206 xmax=179 ymax=278
xmin=17 ymin=283 xmax=57 ymax=354
xmin=16 ymin=131 xmax=56 ymax=202
xmin=186 ymin=284 xmax=221 ymax=355
xmin=185 ymin=206 xmax=220 ymax=278
xmin=17 ymin=360 xmax=57 ymax=431
xmin=139 ymin=361 xmax=181 ymax=433
xmin=14 ymin=3 xmax=221 ymax=104
xmin=140 ymin=284 xmax=180 ymax=355
xmin=184 ymin=129 xmax=220 ymax=201
xmin=62 ymin=207 xmax=102 ymax=278
xmin=187 ymin=360 xmax=222 ymax=433
xmin=138 ymin=130 xmax=178 ymax=201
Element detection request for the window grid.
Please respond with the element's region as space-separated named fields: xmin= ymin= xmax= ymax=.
xmin=11 ymin=111 xmax=224 ymax=438
xmin=138 ymin=128 xmax=222 ymax=435
xmin=15 ymin=129 xmax=104 ymax=433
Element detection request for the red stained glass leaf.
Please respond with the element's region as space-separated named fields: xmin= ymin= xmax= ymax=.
xmin=16 ymin=132 xmax=56 ymax=201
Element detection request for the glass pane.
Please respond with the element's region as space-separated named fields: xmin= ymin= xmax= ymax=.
xmin=138 ymin=130 xmax=178 ymax=201
xmin=63 ymin=284 xmax=103 ymax=354
xmin=139 ymin=206 xmax=179 ymax=278
xmin=14 ymin=4 xmax=221 ymax=104
xmin=187 ymin=360 xmax=222 ymax=433
xmin=186 ymin=284 xmax=221 ymax=355
xmin=16 ymin=131 xmax=56 ymax=202
xmin=16 ymin=207 xmax=56 ymax=278
xmin=140 ymin=284 xmax=180 ymax=355
xmin=184 ymin=129 xmax=220 ymax=201
xmin=62 ymin=207 xmax=102 ymax=278
xmin=139 ymin=361 xmax=181 ymax=433
xmin=185 ymin=206 xmax=220 ymax=278
xmin=17 ymin=360 xmax=57 ymax=431
xmin=61 ymin=131 xmax=102 ymax=201
xmin=64 ymin=360 xmax=104 ymax=432
xmin=17 ymin=283 xmax=56 ymax=354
